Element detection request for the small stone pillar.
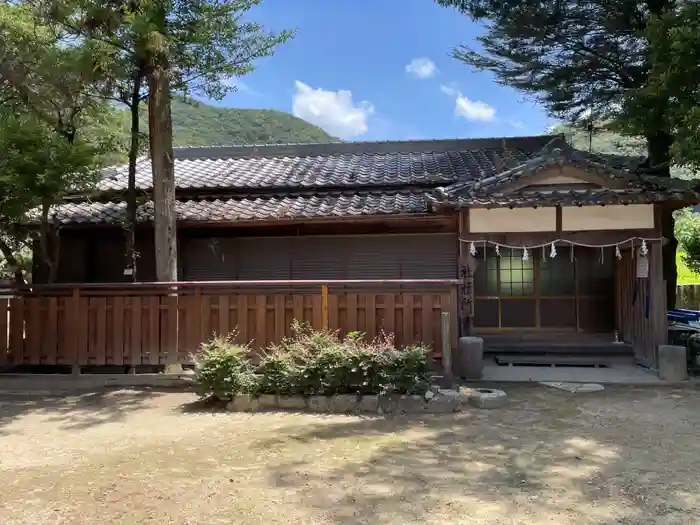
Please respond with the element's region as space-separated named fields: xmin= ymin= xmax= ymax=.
xmin=657 ymin=345 xmax=688 ymax=382
xmin=454 ymin=336 xmax=484 ymax=380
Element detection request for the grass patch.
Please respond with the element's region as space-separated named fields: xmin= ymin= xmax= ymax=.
xmin=677 ymin=250 xmax=700 ymax=284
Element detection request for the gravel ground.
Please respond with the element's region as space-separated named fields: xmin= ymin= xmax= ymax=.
xmin=0 ymin=385 xmax=699 ymax=525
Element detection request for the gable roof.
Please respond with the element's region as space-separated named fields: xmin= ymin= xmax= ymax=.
xmin=429 ymin=137 xmax=699 ymax=208
xmin=45 ymin=134 xmax=699 ymax=226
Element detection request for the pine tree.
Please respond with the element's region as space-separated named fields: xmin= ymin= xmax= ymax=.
xmin=436 ymin=0 xmax=688 ymax=307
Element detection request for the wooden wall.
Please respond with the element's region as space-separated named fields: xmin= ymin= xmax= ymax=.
xmin=616 ymin=243 xmax=667 ymax=366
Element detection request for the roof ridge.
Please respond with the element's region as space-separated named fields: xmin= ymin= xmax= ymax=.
xmin=171 ymin=134 xmax=562 ymax=160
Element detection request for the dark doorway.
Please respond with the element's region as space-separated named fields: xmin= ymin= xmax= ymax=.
xmin=473 ymin=247 xmax=614 ymax=332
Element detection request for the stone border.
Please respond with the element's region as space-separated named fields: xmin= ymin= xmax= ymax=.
xmin=225 ymin=387 xmax=498 ymax=414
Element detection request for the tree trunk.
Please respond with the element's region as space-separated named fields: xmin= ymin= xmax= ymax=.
xmin=148 ymin=59 xmax=177 ymax=282
xmin=38 ymin=202 xmax=60 ymax=284
xmin=647 ymin=131 xmax=677 ymax=309
xmin=0 ymin=237 xmax=25 ymax=284
xmin=125 ymin=74 xmax=143 ymax=282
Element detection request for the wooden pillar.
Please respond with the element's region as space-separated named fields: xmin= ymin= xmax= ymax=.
xmin=321 ymin=284 xmax=329 ymax=330
xmin=649 ymin=241 xmax=667 ymax=367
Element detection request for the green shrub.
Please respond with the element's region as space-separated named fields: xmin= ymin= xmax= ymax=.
xmin=194 ymin=322 xmax=433 ymax=399
xmin=254 ymin=321 xmax=431 ymax=396
xmin=192 ymin=334 xmax=257 ymax=400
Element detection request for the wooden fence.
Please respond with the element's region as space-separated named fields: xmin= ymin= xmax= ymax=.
xmin=0 ymin=280 xmax=458 ymax=367
xmin=677 ymin=284 xmax=700 ymax=310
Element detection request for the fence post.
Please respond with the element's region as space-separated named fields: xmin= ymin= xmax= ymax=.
xmin=440 ymin=311 xmax=454 ymax=388
xmin=321 ymin=284 xmax=329 ymax=330
xmin=71 ymin=288 xmax=81 ymax=374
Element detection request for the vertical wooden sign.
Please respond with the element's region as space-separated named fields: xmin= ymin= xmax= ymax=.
xmin=459 ymin=254 xmax=478 ymax=319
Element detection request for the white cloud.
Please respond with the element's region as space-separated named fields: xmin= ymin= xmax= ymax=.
xmin=406 ymin=58 xmax=438 ymax=79
xmin=292 ymin=81 xmax=374 ymax=139
xmin=509 ymin=120 xmax=525 ymax=130
xmin=439 ymin=84 xmax=458 ymax=97
xmin=440 ymin=84 xmax=497 ymax=122
xmin=455 ymin=95 xmax=496 ymax=122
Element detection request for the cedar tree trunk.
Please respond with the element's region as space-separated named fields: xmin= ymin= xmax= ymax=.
xmin=148 ymin=58 xmax=177 ymax=282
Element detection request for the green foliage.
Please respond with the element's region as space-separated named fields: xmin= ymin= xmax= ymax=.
xmin=435 ymin=0 xmax=700 ymax=174
xmin=639 ymin=3 xmax=700 ymax=173
xmin=192 ymin=334 xmax=257 ymax=399
xmin=194 ymin=321 xmax=432 ymax=400
xmin=676 ymin=208 xmax=700 ymax=276
xmin=127 ymin=98 xmax=337 ymax=147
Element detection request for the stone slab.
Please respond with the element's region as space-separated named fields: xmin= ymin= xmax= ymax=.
xmin=277 ymin=396 xmax=307 ymax=411
xmin=658 ymin=345 xmax=688 ymax=382
xmin=468 ymin=388 xmax=507 ymax=409
xmin=540 ymin=382 xmax=604 ymax=393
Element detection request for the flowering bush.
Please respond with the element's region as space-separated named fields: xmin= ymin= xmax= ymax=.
xmin=194 ymin=321 xmax=432 ymax=399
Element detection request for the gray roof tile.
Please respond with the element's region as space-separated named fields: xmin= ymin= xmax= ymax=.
xmin=96 ymin=136 xmax=547 ymax=192
xmin=48 ymin=190 xmax=430 ymax=225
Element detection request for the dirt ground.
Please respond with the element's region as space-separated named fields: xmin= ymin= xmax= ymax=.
xmin=0 ymin=385 xmax=699 ymax=525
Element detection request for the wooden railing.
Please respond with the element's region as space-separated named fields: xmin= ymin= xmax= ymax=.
xmin=0 ymin=280 xmax=458 ymax=367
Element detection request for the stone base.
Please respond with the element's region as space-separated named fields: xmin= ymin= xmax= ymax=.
xmin=225 ymin=388 xmax=478 ymax=415
xmin=658 ymin=345 xmax=688 ymax=382
xmin=467 ymin=388 xmax=507 ymax=409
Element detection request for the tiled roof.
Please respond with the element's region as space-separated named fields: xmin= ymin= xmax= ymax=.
xmin=431 ymin=137 xmax=699 ymax=208
xmin=95 ymin=136 xmax=548 ymax=192
xmin=43 ymin=135 xmax=699 ymax=225
xmin=44 ymin=190 xmax=430 ymax=225
xmin=455 ymin=187 xmax=697 ymax=208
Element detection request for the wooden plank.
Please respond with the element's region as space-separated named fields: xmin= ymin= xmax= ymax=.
xmin=292 ymin=295 xmax=304 ymax=326
xmin=365 ymin=294 xmax=376 ymax=341
xmin=402 ymin=294 xmax=414 ymax=346
xmin=383 ymin=294 xmax=395 ymax=337
xmin=218 ymin=295 xmax=230 ymax=337
xmin=77 ymin=297 xmax=89 ymax=365
xmin=200 ymin=295 xmax=211 ymax=343
xmin=274 ymin=295 xmax=285 ymax=343
xmin=9 ymin=297 xmax=24 ymax=365
xmin=148 ymin=296 xmax=160 ymax=365
xmin=327 ymin=294 xmax=338 ymax=332
xmin=346 ymin=294 xmax=358 ymax=334
xmin=422 ymin=295 xmax=433 ymax=346
xmin=112 ymin=297 xmax=125 ymax=365
xmin=166 ymin=294 xmax=179 ymax=364
xmin=45 ymin=297 xmax=58 ymax=365
xmin=130 ymin=297 xmax=142 ymax=366
xmin=66 ymin=289 xmax=80 ymax=366
xmin=190 ymin=287 xmax=202 ymax=353
xmin=94 ymin=297 xmax=107 ymax=365
xmin=24 ymin=298 xmax=41 ymax=364
xmin=0 ymin=299 xmax=8 ymax=365
xmin=237 ymin=295 xmax=248 ymax=343
xmin=312 ymin=294 xmax=323 ymax=332
xmin=255 ymin=295 xmax=266 ymax=350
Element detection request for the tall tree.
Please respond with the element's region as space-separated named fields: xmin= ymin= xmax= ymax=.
xmin=37 ymin=0 xmax=293 ymax=282
xmin=435 ymin=0 xmax=684 ymax=306
xmin=0 ymin=2 xmax=120 ymax=282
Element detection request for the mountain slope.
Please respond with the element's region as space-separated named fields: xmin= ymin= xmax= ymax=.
xmin=145 ymin=99 xmax=337 ymax=146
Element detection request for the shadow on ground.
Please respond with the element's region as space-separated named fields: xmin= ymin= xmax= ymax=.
xmin=253 ymin=385 xmax=700 ymax=525
xmin=0 ymin=388 xmax=164 ymax=433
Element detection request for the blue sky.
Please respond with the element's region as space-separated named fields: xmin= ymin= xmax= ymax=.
xmin=204 ymin=0 xmax=557 ymax=141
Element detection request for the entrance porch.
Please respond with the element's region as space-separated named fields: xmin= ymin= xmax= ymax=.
xmin=464 ymin=242 xmax=666 ymax=368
